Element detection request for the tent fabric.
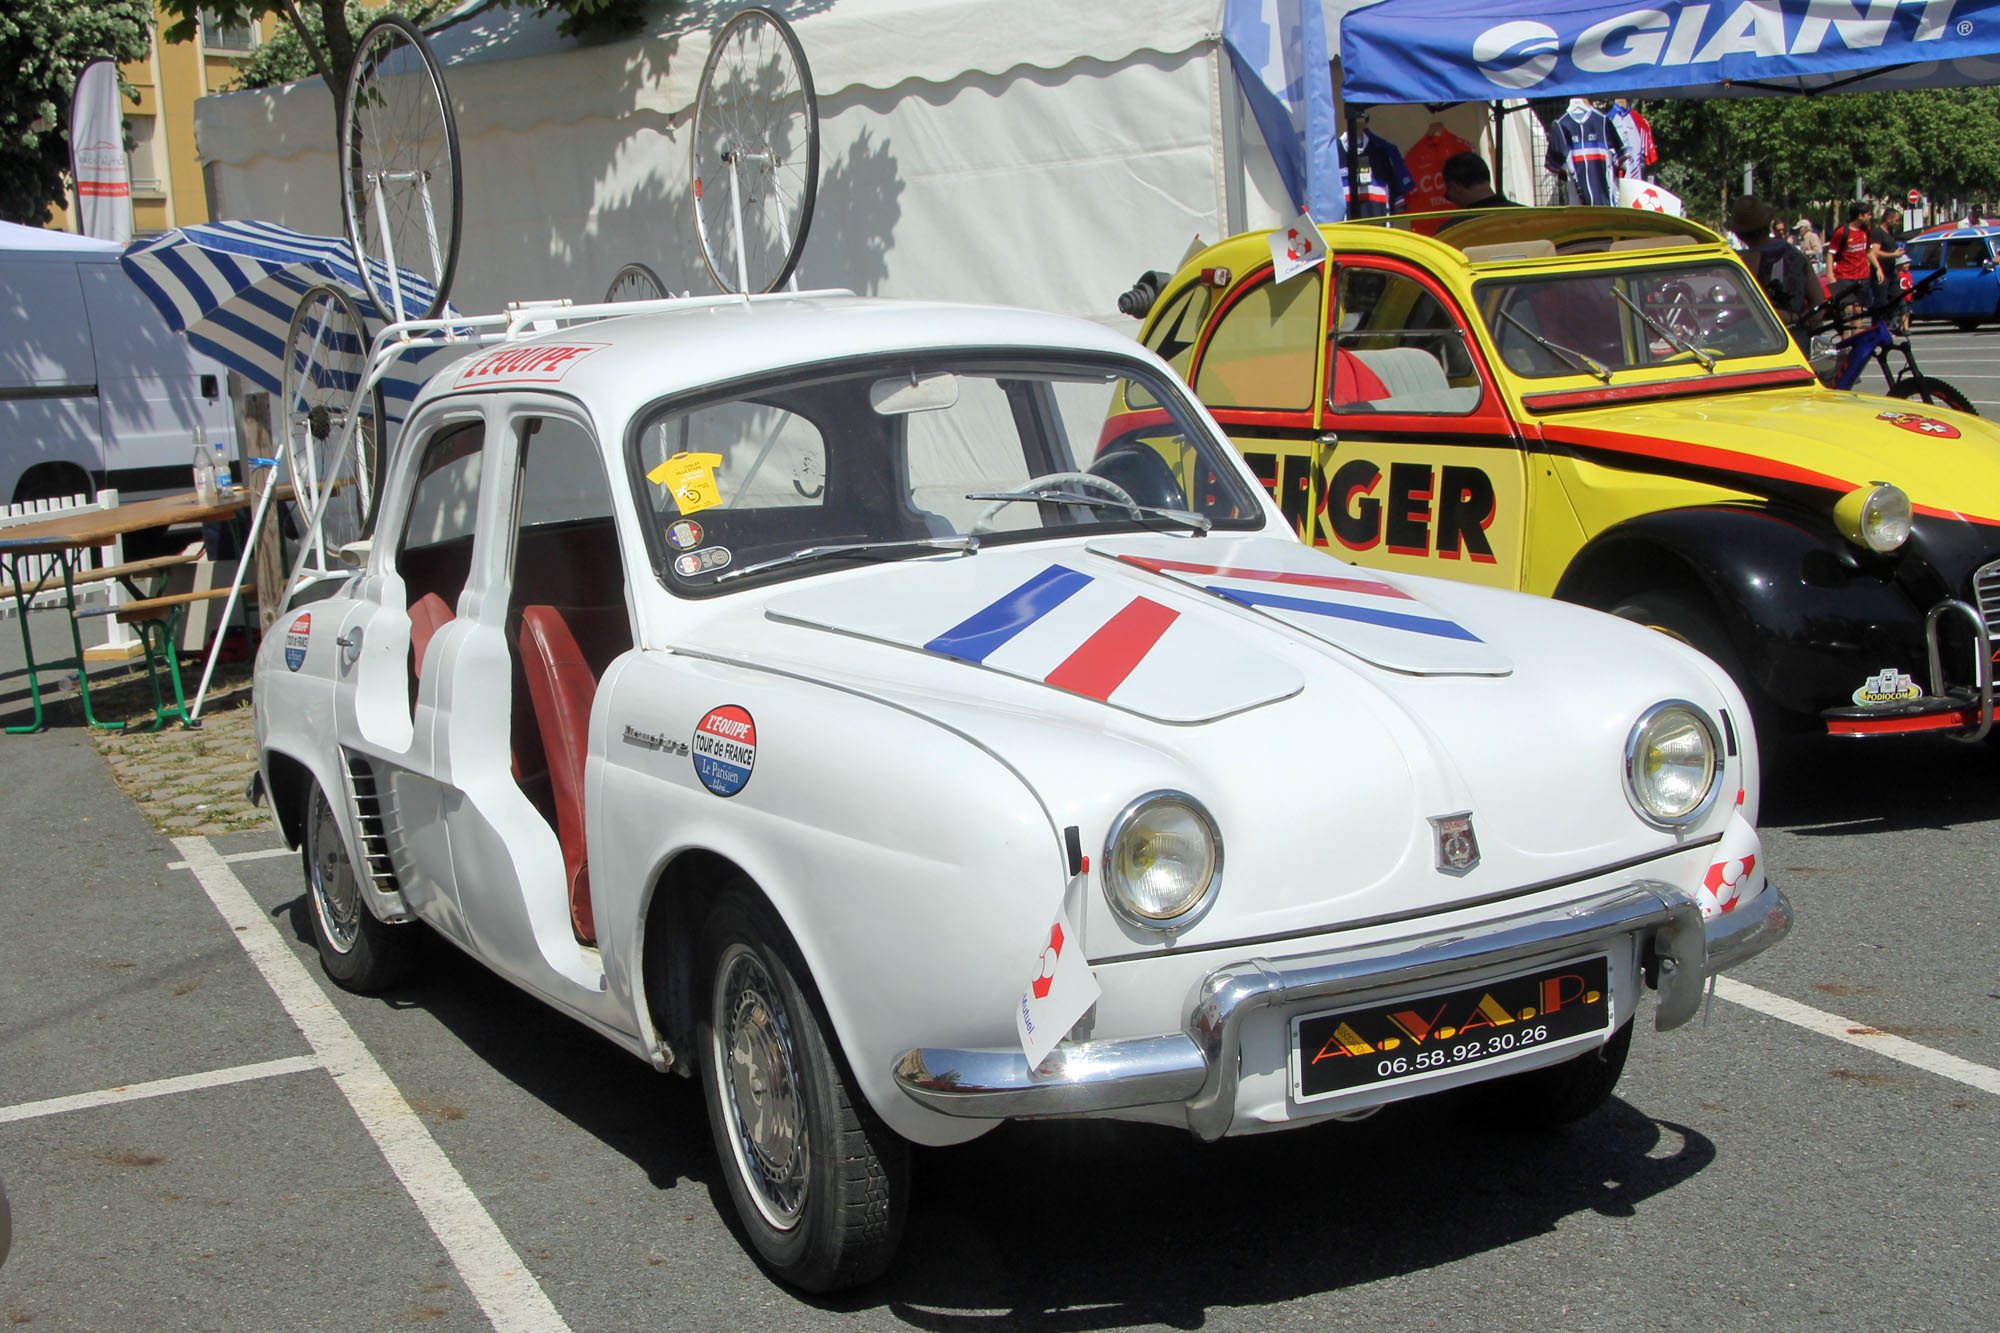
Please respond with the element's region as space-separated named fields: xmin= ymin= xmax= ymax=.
xmin=0 ymin=220 xmax=120 ymax=253
xmin=1341 ymin=0 xmax=2000 ymax=105
xmin=120 ymin=221 xmax=452 ymax=417
xmin=197 ymin=0 xmax=1224 ymax=168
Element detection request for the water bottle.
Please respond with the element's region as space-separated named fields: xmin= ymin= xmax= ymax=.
xmin=192 ymin=436 xmax=218 ymax=505
xmin=212 ymin=440 xmax=234 ymax=494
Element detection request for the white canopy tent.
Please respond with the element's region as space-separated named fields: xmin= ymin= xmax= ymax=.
xmin=195 ymin=0 xmax=1512 ymax=325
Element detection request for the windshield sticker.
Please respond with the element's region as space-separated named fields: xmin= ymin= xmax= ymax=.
xmin=1853 ymin=668 xmax=1922 ymax=707
xmin=693 ymin=706 xmax=756 ymax=797
xmin=673 ymin=546 xmax=731 ymax=577
xmin=453 ymin=342 xmax=606 ymax=387
xmin=666 ymin=518 xmax=704 ymax=550
xmin=648 ymin=451 xmax=724 ymax=514
xmin=1876 ymin=409 xmax=1960 ymax=439
xmin=284 ymin=613 xmax=311 ymax=671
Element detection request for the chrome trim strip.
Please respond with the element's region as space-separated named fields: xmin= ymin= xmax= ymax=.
xmin=1706 ymin=878 xmax=1792 ymax=975
xmin=1925 ymin=599 xmax=1993 ymax=743
xmin=893 ymin=877 xmax=1754 ymax=1136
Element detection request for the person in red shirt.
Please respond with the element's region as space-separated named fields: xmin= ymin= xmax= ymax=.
xmin=1826 ymin=200 xmax=1880 ymax=329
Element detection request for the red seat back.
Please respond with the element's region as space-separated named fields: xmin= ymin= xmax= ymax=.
xmin=410 ymin=592 xmax=455 ymax=678
xmin=516 ymin=605 xmax=630 ymax=944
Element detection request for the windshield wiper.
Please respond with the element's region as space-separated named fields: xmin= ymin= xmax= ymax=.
xmin=1497 ymin=309 xmax=1612 ymax=382
xmin=712 ymin=535 xmax=978 ymax=583
xmin=1611 ymin=286 xmax=1717 ymax=371
xmin=965 ymin=489 xmax=1212 ymax=534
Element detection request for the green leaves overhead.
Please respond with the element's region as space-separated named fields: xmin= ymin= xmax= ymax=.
xmin=0 ymin=0 xmax=153 ymax=225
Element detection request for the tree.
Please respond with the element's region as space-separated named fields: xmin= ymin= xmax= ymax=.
xmin=0 ymin=0 xmax=155 ymax=226
xmin=162 ymin=0 xmax=656 ymax=108
xmin=1648 ymin=90 xmax=2000 ymax=221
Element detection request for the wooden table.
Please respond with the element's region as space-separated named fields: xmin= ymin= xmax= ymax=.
xmin=0 ymin=489 xmax=261 ymax=732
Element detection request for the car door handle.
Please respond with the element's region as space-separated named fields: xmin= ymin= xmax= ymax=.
xmin=336 ymin=633 xmax=358 ymax=649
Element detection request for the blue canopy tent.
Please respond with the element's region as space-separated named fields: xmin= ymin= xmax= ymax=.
xmin=1335 ymin=1 xmax=2000 ymax=210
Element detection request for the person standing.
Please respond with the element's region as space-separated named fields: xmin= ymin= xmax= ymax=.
xmin=1794 ymin=217 xmax=1825 ymax=273
xmin=1827 ymin=201 xmax=1879 ymax=326
xmin=1732 ymin=196 xmax=1813 ymax=338
xmin=1875 ymin=207 xmax=1911 ymax=332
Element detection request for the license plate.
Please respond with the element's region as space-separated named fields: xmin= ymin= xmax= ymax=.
xmin=1291 ymin=955 xmax=1611 ymax=1102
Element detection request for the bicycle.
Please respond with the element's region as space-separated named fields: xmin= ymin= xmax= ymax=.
xmin=1796 ymin=269 xmax=1978 ymax=414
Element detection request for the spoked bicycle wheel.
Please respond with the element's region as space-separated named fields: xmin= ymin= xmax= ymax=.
xmin=605 ymin=261 xmax=669 ymax=302
xmin=691 ymin=7 xmax=819 ymax=294
xmin=341 ymin=15 xmax=462 ymax=323
xmin=281 ymin=285 xmax=379 ymax=550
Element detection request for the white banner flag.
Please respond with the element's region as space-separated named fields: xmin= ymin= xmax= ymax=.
xmin=71 ymin=59 xmax=133 ymax=244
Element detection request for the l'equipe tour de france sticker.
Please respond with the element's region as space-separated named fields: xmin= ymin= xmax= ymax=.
xmin=1853 ymin=667 xmax=1921 ymax=706
xmin=666 ymin=518 xmax=704 ymax=550
xmin=284 ymin=613 xmax=311 ymax=671
xmin=647 ymin=452 xmax=723 ymax=515
xmin=1016 ymin=907 xmax=1101 ymax=1069
xmin=692 ymin=705 xmax=756 ymax=796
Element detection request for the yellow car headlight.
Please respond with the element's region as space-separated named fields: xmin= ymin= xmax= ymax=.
xmin=1834 ymin=483 xmax=1912 ymax=553
xmin=1103 ymin=792 xmax=1221 ymax=930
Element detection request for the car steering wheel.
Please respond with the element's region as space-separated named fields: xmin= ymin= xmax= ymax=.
xmin=969 ymin=471 xmax=1138 ymax=534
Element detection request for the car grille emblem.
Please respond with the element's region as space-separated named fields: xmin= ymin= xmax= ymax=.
xmin=1431 ymin=812 xmax=1480 ymax=877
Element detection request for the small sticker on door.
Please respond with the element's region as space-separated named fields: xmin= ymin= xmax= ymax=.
xmin=284 ymin=613 xmax=311 ymax=671
xmin=693 ymin=705 xmax=756 ymax=796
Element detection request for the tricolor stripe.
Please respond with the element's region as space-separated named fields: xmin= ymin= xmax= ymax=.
xmin=1044 ymin=597 xmax=1179 ymax=699
xmin=1119 ymin=555 xmax=1412 ymax=600
xmin=1211 ymin=585 xmax=1482 ymax=641
xmin=924 ymin=565 xmax=1090 ymax=662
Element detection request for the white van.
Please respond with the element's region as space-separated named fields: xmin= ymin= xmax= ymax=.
xmin=0 ymin=221 xmax=235 ymax=503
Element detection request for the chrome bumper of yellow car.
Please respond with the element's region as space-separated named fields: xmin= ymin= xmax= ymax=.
xmin=893 ymin=877 xmax=1791 ymax=1139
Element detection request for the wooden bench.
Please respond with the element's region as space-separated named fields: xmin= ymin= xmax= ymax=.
xmin=85 ymin=584 xmax=257 ymax=625
xmin=0 ymin=548 xmax=202 ymax=603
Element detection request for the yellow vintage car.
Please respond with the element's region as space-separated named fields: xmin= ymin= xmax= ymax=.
xmin=1115 ymin=208 xmax=1998 ymax=748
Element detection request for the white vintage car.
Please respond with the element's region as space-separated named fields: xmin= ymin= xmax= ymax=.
xmin=254 ymin=292 xmax=1790 ymax=1292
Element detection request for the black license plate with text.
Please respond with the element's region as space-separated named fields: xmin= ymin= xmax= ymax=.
xmin=1292 ymin=955 xmax=1611 ymax=1101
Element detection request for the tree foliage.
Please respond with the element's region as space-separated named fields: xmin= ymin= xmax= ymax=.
xmin=1648 ymin=90 xmax=2000 ymax=220
xmin=162 ymin=0 xmax=655 ymax=105
xmin=226 ymin=0 xmax=448 ymax=92
xmin=0 ymin=0 xmax=155 ymax=225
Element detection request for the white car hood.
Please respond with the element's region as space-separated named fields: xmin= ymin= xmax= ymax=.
xmin=761 ymin=536 xmax=1508 ymax=724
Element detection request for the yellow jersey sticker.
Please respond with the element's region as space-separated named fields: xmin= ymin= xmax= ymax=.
xmin=647 ymin=452 xmax=724 ymax=514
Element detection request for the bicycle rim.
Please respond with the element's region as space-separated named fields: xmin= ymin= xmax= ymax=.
xmin=690 ymin=7 xmax=819 ymax=294
xmin=282 ymin=285 xmax=375 ymax=547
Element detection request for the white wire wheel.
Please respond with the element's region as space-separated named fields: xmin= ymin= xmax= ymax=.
xmin=691 ymin=7 xmax=819 ymax=294
xmin=341 ymin=15 xmax=463 ymax=323
xmin=605 ymin=261 xmax=669 ymax=302
xmin=281 ymin=284 xmax=378 ymax=546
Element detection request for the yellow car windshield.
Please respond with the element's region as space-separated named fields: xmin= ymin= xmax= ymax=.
xmin=1475 ymin=262 xmax=1791 ymax=379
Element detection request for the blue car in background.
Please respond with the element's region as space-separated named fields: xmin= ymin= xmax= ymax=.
xmin=1906 ymin=225 xmax=2000 ymax=329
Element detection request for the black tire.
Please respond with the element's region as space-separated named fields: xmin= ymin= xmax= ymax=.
xmin=1953 ymin=318 xmax=1981 ymax=331
xmin=302 ymin=782 xmax=417 ymax=993
xmin=697 ymin=889 xmax=907 ymax=1292
xmin=1889 ymin=375 xmax=1978 ymax=416
xmin=1475 ymin=1022 xmax=1633 ymax=1129
xmin=604 ymin=261 xmax=668 ymax=303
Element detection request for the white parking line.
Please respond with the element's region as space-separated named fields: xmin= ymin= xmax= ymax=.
xmin=165 ymin=846 xmax=294 ymax=870
xmin=1716 ymin=978 xmax=2000 ymax=1096
xmin=173 ymin=836 xmax=572 ymax=1333
xmin=0 ymin=1055 xmax=320 ymax=1124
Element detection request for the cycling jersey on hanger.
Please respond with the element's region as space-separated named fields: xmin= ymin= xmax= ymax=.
xmin=1546 ymin=102 xmax=1625 ymax=207
xmin=1402 ymin=125 xmax=1475 ymax=216
xmin=1608 ymin=104 xmax=1649 ymax=182
xmin=1339 ymin=130 xmax=1416 ymax=218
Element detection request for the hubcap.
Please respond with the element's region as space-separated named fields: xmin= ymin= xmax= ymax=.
xmin=307 ymin=790 xmax=362 ymax=955
xmin=712 ymin=943 xmax=809 ymax=1229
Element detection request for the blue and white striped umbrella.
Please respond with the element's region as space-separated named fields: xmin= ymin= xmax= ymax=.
xmin=120 ymin=219 xmax=457 ymax=422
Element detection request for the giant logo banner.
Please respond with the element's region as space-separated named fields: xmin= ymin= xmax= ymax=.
xmin=1341 ymin=1 xmax=2000 ymax=106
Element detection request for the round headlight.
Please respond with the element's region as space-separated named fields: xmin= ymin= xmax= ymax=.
xmin=1625 ymin=702 xmax=1722 ymax=828
xmin=1833 ymin=482 xmax=1912 ymax=553
xmin=1102 ymin=792 xmax=1220 ymax=929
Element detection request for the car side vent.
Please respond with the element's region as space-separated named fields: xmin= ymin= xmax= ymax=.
xmin=341 ymin=749 xmax=403 ymax=896
xmin=1975 ymin=559 xmax=2000 ymax=635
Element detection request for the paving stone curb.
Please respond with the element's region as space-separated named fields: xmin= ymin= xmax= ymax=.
xmin=86 ymin=660 xmax=274 ymax=836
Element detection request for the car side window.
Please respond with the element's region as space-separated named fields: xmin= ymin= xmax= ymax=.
xmin=1193 ymin=272 xmax=1321 ymax=411
xmin=397 ymin=421 xmax=485 ymax=611
xmin=1330 ymin=267 xmax=1483 ymax=415
xmin=1907 ymin=240 xmax=1942 ymax=270
xmin=1945 ymin=239 xmax=1990 ymax=269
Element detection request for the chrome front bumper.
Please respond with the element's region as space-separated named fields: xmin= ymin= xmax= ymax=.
xmin=894 ymin=877 xmax=1791 ymax=1140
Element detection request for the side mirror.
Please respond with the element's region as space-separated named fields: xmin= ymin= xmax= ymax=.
xmin=335 ymin=539 xmax=372 ymax=569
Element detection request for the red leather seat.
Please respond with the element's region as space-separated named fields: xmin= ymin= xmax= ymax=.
xmin=409 ymin=592 xmax=455 ymax=677
xmin=516 ymin=605 xmax=629 ymax=945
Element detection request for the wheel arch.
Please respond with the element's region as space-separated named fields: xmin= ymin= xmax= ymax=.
xmin=637 ymin=846 xmax=754 ymax=1073
xmin=262 ymin=746 xmax=315 ymax=849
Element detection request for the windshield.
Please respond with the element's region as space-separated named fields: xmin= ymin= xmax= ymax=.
xmin=1475 ymin=261 xmax=1791 ymax=379
xmin=628 ymin=354 xmax=1264 ymax=591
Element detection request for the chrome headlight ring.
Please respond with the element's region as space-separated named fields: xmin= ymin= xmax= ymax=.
xmin=1101 ymin=790 xmax=1222 ymax=933
xmin=1624 ymin=700 xmax=1724 ymax=830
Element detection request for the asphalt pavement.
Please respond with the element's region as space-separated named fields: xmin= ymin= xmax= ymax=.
xmin=1898 ymin=322 xmax=2000 ymax=414
xmin=2 ymin=510 xmax=1997 ymax=1330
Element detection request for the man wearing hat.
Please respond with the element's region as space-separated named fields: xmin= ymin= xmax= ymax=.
xmin=1732 ymin=196 xmax=1815 ymax=337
